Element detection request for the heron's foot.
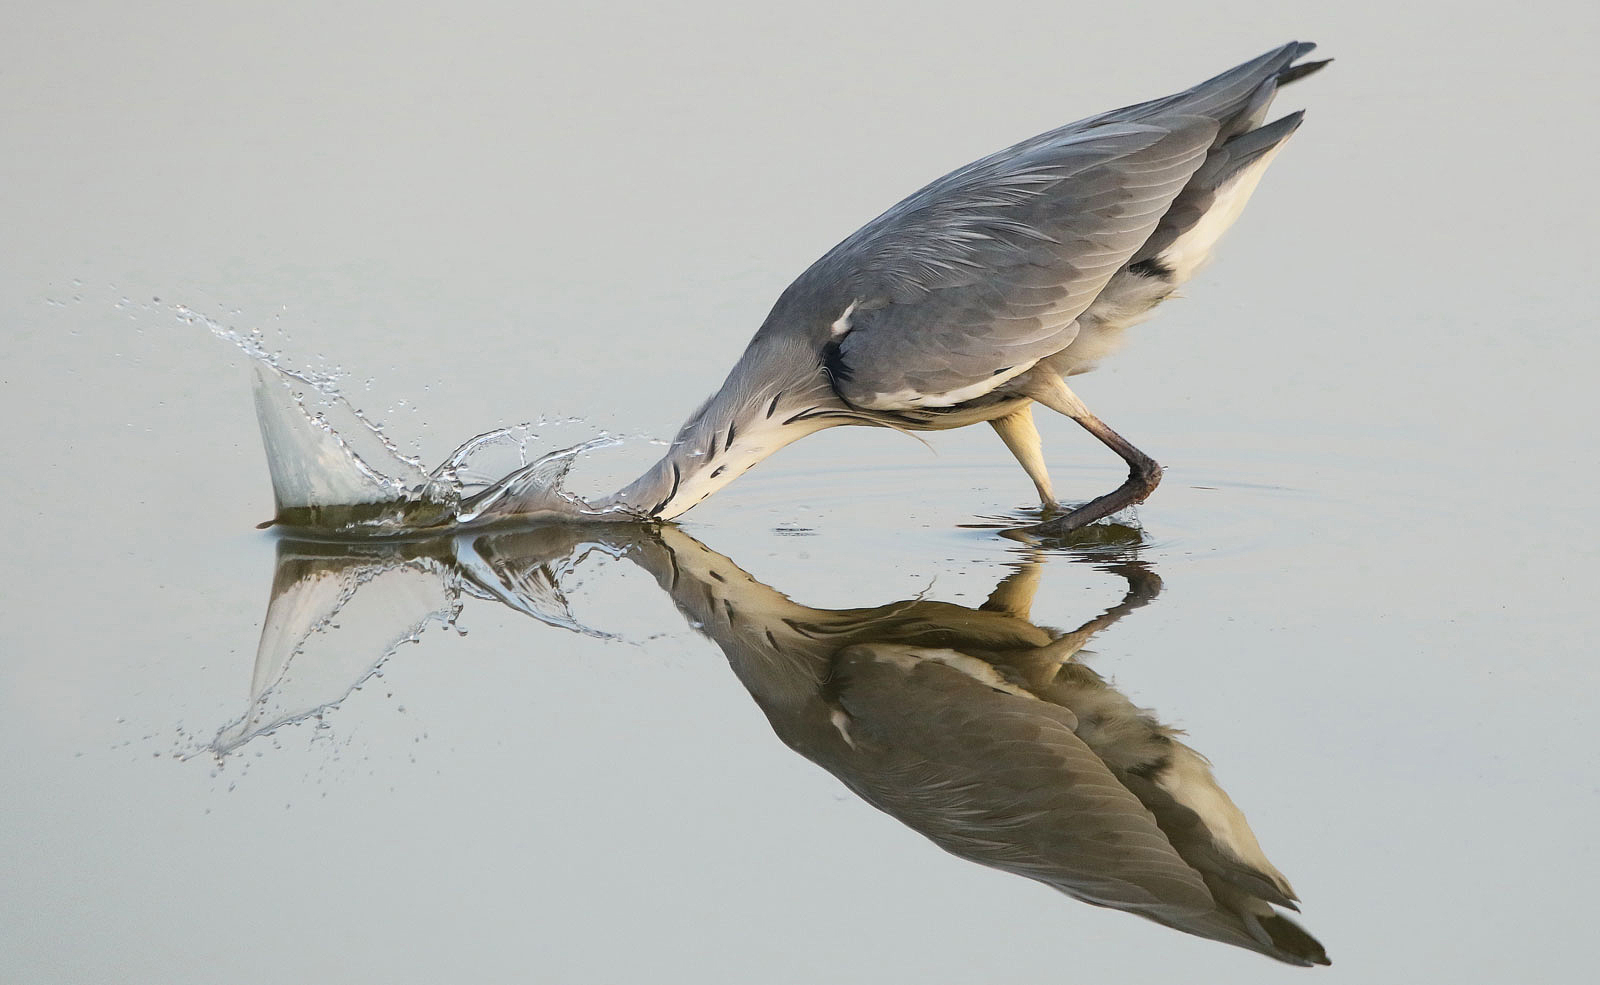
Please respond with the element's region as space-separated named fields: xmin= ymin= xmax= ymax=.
xmin=1103 ymin=562 xmax=1164 ymax=606
xmin=1001 ymin=512 xmax=1147 ymax=550
xmin=1014 ymin=464 xmax=1162 ymax=540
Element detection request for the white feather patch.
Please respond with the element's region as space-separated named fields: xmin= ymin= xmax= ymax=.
xmin=830 ymin=300 xmax=858 ymax=337
xmin=871 ymin=646 xmax=1032 ymax=696
xmin=1156 ymin=144 xmax=1285 ymax=282
xmin=861 ymin=359 xmax=1037 ymax=410
xmin=654 ymin=413 xmax=830 ymax=520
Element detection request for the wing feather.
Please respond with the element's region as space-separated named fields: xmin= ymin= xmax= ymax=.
xmin=768 ymin=42 xmax=1321 ymax=411
xmin=831 ymin=644 xmax=1217 ymax=918
xmin=806 ymin=119 xmax=1217 ymax=409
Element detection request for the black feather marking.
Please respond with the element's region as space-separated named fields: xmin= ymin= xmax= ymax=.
xmin=782 ymin=617 xmax=823 ymax=640
xmin=1278 ymin=58 xmax=1331 ymax=87
xmin=651 ymin=462 xmax=682 ymax=517
xmin=1257 ymin=912 xmax=1331 ymax=966
xmin=784 ymin=407 xmax=861 ymax=425
xmin=708 ymin=570 xmax=725 ymax=582
xmin=822 ymin=339 xmax=852 ymax=386
xmin=1125 ymin=754 xmax=1173 ymax=779
xmin=764 ymin=629 xmax=778 ymax=648
xmin=765 ymin=393 xmax=782 ymax=418
xmin=1128 ymin=257 xmax=1173 ymax=279
xmin=711 ymin=465 xmax=726 ymax=478
xmin=724 ymin=421 xmax=738 ymax=449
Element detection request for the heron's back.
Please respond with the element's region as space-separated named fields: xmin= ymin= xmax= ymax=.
xmin=769 ymin=42 xmax=1327 ymax=417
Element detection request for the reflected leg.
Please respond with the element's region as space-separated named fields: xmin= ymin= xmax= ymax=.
xmin=978 ymin=558 xmax=1042 ymax=619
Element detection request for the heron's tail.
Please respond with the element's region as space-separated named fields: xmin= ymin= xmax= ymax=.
xmin=1124 ymin=43 xmax=1328 ymax=285
xmin=1277 ymin=52 xmax=1332 ymax=88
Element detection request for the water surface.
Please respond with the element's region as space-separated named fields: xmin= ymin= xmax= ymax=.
xmin=3 ymin=3 xmax=1596 ymax=983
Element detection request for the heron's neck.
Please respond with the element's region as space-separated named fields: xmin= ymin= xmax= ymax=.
xmin=616 ymin=527 xmax=837 ymax=706
xmin=599 ymin=339 xmax=848 ymax=520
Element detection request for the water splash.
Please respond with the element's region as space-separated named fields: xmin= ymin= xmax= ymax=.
xmin=192 ymin=528 xmax=619 ymax=759
xmin=202 ymin=547 xmax=459 ymax=757
xmin=200 ymin=303 xmax=641 ymax=535
xmin=452 ymin=434 xmax=623 ymax=525
xmin=253 ymin=365 xmax=460 ymax=530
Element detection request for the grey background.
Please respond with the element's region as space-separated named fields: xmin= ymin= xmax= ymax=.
xmin=2 ymin=1 xmax=1596 ymax=982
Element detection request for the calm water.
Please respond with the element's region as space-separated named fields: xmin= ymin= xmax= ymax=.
xmin=3 ymin=3 xmax=1597 ymax=982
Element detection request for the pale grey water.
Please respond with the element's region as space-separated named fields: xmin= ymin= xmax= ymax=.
xmin=3 ymin=2 xmax=1597 ymax=982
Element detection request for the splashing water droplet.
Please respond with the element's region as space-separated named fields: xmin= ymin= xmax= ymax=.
xmin=193 ymin=301 xmax=652 ymax=535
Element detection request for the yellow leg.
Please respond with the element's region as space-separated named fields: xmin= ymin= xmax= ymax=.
xmin=1017 ymin=373 xmax=1162 ymax=535
xmin=989 ymin=404 xmax=1057 ymax=508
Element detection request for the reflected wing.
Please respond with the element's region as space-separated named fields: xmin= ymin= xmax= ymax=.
xmin=830 ymin=644 xmax=1216 ymax=919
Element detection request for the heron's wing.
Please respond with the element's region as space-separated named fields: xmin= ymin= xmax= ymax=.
xmin=785 ymin=42 xmax=1322 ymax=411
xmin=807 ymin=118 xmax=1215 ymax=410
xmin=1070 ymin=41 xmax=1319 ymax=136
xmin=830 ymin=643 xmax=1216 ymax=919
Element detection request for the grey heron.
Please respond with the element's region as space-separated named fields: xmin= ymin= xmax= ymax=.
xmin=583 ymin=42 xmax=1328 ymax=535
xmin=228 ymin=522 xmax=1327 ymax=962
xmin=466 ymin=524 xmax=1328 ymax=964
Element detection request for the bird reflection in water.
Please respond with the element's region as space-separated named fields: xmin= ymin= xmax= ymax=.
xmin=215 ymin=524 xmax=1327 ymax=966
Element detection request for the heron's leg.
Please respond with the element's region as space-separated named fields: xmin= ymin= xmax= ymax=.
xmin=989 ymin=405 xmax=1057 ymax=508
xmin=979 ymin=557 xmax=1043 ymax=619
xmin=1017 ymin=373 xmax=1162 ymax=535
xmin=1016 ymin=563 xmax=1163 ymax=684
